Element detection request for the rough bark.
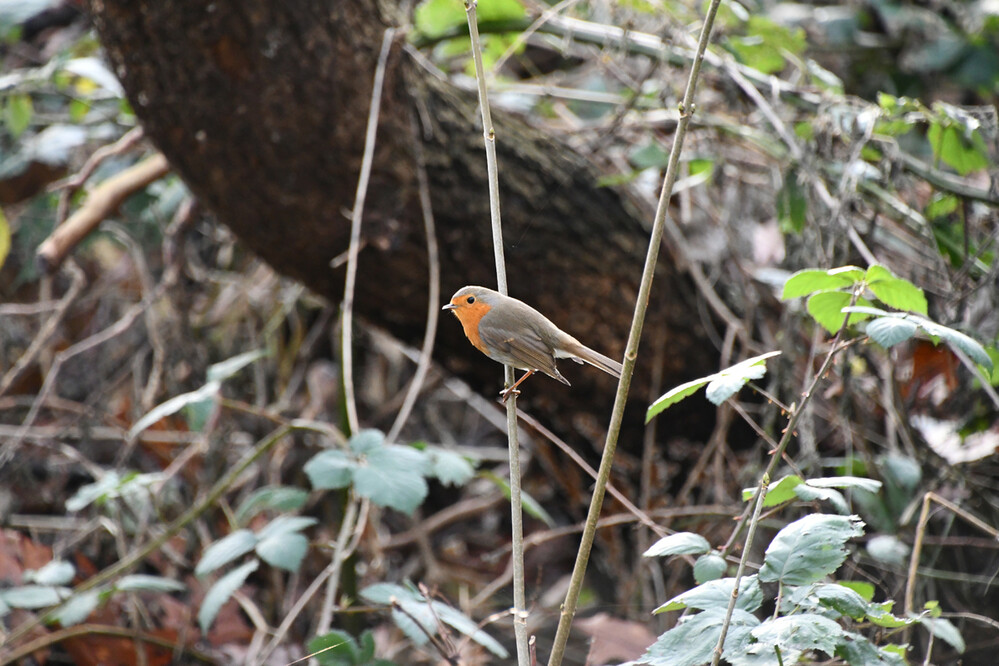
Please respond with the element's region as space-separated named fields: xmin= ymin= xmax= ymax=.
xmin=86 ymin=0 xmax=716 ymax=441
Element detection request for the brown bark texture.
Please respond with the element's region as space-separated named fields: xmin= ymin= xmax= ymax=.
xmin=86 ymin=0 xmax=716 ymax=439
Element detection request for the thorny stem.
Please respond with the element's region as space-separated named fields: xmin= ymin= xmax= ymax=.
xmin=546 ymin=0 xmax=724 ymax=663
xmin=464 ymin=2 xmax=530 ymax=664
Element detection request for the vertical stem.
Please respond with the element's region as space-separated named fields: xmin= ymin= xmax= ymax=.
xmin=546 ymin=1 xmax=723 ymax=664
xmin=464 ymin=3 xmax=529 ymax=664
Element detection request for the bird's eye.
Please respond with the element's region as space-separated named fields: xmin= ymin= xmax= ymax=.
xmin=466 ymin=296 xmax=475 ymax=304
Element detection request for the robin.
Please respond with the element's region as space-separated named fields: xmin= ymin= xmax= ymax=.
xmin=442 ymin=285 xmax=622 ymax=401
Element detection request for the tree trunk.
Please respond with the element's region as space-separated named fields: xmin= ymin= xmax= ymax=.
xmin=86 ymin=0 xmax=716 ymax=442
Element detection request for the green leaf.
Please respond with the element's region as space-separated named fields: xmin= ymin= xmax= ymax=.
xmin=742 ymin=474 xmax=802 ymax=507
xmin=866 ymin=316 xmax=918 ymax=348
xmin=837 ymin=631 xmax=907 ymax=665
xmin=794 ymin=485 xmax=848 ymax=514
xmin=426 ymin=447 xmax=476 ymax=486
xmin=52 ymin=590 xmax=100 ymax=626
xmin=349 ymin=429 xmax=386 ymax=454
xmin=644 ymin=608 xmax=759 ymax=666
xmin=654 ymin=575 xmax=762 ymax=613
xmin=920 ymin=616 xmax=965 ymax=653
xmin=206 ymin=348 xmax=268 ymax=383
xmin=749 ymin=614 xmax=843 ymax=657
xmin=0 ymin=207 xmax=10 ymax=270
xmin=777 ymin=165 xmax=807 ymax=233
xmin=254 ymin=515 xmax=318 ymax=541
xmin=630 ymin=142 xmax=670 ymax=170
xmin=811 ymin=583 xmax=871 ymax=619
xmin=927 ymin=122 xmax=989 ymax=176
xmin=646 ymin=376 xmax=712 ymax=421
xmin=5 ymin=93 xmax=33 ymax=137
xmin=308 ymin=629 xmax=359 ymax=666
xmin=195 ymin=529 xmax=258 ymax=577
xmin=257 ymin=532 xmax=308 ymax=572
xmin=758 ymin=514 xmax=864 ymax=585
xmin=866 ymin=601 xmax=917 ymax=628
xmin=865 ymin=265 xmax=928 ymax=314
xmin=353 ymin=444 xmax=429 ymax=514
xmin=115 ymin=575 xmax=186 ymax=593
xmin=643 ymin=532 xmax=711 ymax=558
xmin=304 ymin=450 xmax=357 ymax=490
xmin=647 ymin=351 xmax=781 ymax=420
xmin=782 ymin=266 xmax=864 ymax=299
xmin=807 ymin=291 xmax=873 ymax=334
xmin=839 ymin=580 xmax=875 ymax=601
xmin=693 ymin=553 xmax=727 ymax=583
xmin=234 ymin=486 xmax=309 ymax=525
xmin=199 ymin=559 xmax=258 ymax=634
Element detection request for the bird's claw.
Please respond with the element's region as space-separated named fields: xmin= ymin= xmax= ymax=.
xmin=499 ymin=387 xmax=521 ymax=403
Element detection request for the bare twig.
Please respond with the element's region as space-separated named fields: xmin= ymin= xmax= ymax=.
xmin=340 ymin=27 xmax=397 ymax=434
xmin=36 ymin=152 xmax=170 ymax=272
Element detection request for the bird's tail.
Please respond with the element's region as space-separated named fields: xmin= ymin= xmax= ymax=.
xmin=559 ymin=339 xmax=623 ymax=378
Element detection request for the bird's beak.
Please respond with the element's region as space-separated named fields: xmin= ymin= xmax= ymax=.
xmin=442 ymin=303 xmax=455 ymax=311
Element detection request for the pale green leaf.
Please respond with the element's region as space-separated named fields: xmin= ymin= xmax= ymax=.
xmin=742 ymin=474 xmax=802 ymax=507
xmin=128 ymin=381 xmax=220 ymax=440
xmin=654 ymin=575 xmax=762 ymax=613
xmin=24 ymin=560 xmax=75 ymax=586
xmin=257 ymin=532 xmax=308 ymax=572
xmin=1 ymin=585 xmax=67 ymax=609
xmin=53 ymin=590 xmax=100 ymax=626
xmin=206 ymin=349 xmax=267 ymax=383
xmin=234 ymin=486 xmax=309 ymax=525
xmin=643 ymin=532 xmax=711 ymax=558
xmin=199 ymin=559 xmax=258 ymax=634
xmin=758 ymin=514 xmax=864 ymax=585
xmin=353 ymin=444 xmax=429 ymax=513
xmin=643 ymin=608 xmax=759 ymax=666
xmin=782 ymin=267 xmax=865 ymax=299
xmin=920 ymin=616 xmax=965 ymax=653
xmin=115 ymin=575 xmax=186 ymax=593
xmin=693 ymin=553 xmax=728 ymax=583
xmin=195 ymin=529 xmax=258 ymax=577
xmin=304 ymin=449 xmax=357 ymax=490
xmin=866 ymin=316 xmax=918 ymax=347
xmin=750 ymin=614 xmax=843 ymax=655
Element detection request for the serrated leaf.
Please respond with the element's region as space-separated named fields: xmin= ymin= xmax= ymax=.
xmin=759 ymin=514 xmax=864 ymax=585
xmin=53 ymin=590 xmax=100 ymax=626
xmin=353 ymin=444 xmax=428 ymax=513
xmin=195 ymin=529 xmax=258 ymax=577
xmin=654 ymin=575 xmax=762 ymax=613
xmin=865 ymin=265 xmax=928 ymax=314
xmin=750 ymin=613 xmax=843 ymax=655
xmin=646 ymin=376 xmax=712 ymax=421
xmin=304 ymin=450 xmax=357 ymax=490
xmin=644 ymin=608 xmax=759 ymax=666
xmin=426 ymin=447 xmax=476 ymax=486
xmin=920 ymin=616 xmax=965 ymax=653
xmin=25 ymin=560 xmax=75 ymax=586
xmin=807 ymin=291 xmax=872 ymax=334
xmin=199 ymin=559 xmax=258 ymax=634
xmin=206 ymin=348 xmax=267 ymax=383
xmin=693 ymin=553 xmax=728 ymax=583
xmin=866 ymin=316 xmax=919 ymax=347
xmin=257 ymin=532 xmax=308 ymax=572
xmin=782 ymin=267 xmax=864 ymax=299
xmin=1 ymin=585 xmax=66 ymax=609
xmin=867 ymin=602 xmax=916 ymax=628
xmin=643 ymin=532 xmax=711 ymax=558
xmin=115 ymin=575 xmax=186 ymax=593
xmin=914 ymin=318 xmax=993 ymax=370
xmin=234 ymin=486 xmax=309 ymax=525
xmin=742 ymin=474 xmax=802 ymax=507
xmin=128 ymin=381 xmax=220 ymax=440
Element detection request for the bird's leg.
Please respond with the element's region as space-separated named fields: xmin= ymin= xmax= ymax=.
xmin=500 ymin=369 xmax=535 ymax=402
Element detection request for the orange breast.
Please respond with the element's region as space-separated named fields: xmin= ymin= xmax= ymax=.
xmin=452 ymin=301 xmax=492 ymax=355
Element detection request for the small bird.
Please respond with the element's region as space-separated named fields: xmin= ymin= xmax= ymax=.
xmin=442 ymin=285 xmax=622 ymax=401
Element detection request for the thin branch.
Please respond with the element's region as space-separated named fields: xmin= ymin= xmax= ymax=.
xmin=340 ymin=27 xmax=396 ymax=434
xmin=546 ymin=0 xmax=724 ymax=661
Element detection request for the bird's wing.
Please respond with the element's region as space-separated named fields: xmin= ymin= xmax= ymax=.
xmin=478 ymin=320 xmax=569 ymax=384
